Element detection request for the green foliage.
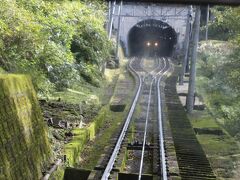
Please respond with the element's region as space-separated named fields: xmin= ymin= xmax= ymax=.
xmin=0 ymin=67 xmax=5 ymax=73
xmin=197 ymin=41 xmax=240 ymax=137
xmin=0 ymin=0 xmax=112 ymax=95
xmin=48 ymin=62 xmax=80 ymax=91
xmin=221 ymin=102 xmax=240 ymax=136
xmin=208 ymin=6 xmax=240 ymax=41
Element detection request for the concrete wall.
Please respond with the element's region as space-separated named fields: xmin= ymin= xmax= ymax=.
xmin=112 ymin=3 xmax=189 ymax=56
xmin=0 ymin=75 xmax=51 ymax=179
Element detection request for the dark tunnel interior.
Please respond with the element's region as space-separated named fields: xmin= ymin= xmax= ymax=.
xmin=128 ymin=19 xmax=177 ymax=57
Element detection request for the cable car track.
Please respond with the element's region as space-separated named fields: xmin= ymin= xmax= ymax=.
xmin=101 ymin=57 xmax=171 ymax=180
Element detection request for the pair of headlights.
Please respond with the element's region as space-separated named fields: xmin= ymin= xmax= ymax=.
xmin=146 ymin=42 xmax=159 ymax=47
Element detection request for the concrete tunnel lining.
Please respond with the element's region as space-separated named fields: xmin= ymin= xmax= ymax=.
xmin=128 ymin=19 xmax=177 ymax=57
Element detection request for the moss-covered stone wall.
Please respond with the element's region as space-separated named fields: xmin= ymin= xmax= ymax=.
xmin=64 ymin=106 xmax=107 ymax=167
xmin=0 ymin=74 xmax=51 ymax=179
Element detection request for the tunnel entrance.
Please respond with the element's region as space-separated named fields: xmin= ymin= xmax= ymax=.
xmin=128 ymin=19 xmax=177 ymax=57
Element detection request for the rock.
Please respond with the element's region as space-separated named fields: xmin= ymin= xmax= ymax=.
xmin=52 ymin=131 xmax=64 ymax=141
xmin=48 ymin=118 xmax=53 ymax=126
xmin=65 ymin=132 xmax=73 ymax=137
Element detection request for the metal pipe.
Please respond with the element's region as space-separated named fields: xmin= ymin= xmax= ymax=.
xmin=179 ymin=6 xmax=191 ymax=85
xmin=42 ymin=159 xmax=62 ymax=180
xmin=107 ymin=1 xmax=112 ymax=33
xmin=187 ymin=6 xmax=201 ymax=113
xmin=108 ymin=0 xmax=116 ymax=40
xmin=205 ymin=4 xmax=210 ymax=40
xmin=115 ymin=1 xmax=123 ymax=61
xmin=186 ymin=6 xmax=194 ymax=73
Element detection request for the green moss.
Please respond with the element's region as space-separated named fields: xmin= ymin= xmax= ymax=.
xmin=64 ymin=106 xmax=107 ymax=167
xmin=0 ymin=74 xmax=51 ymax=180
xmin=49 ymin=166 xmax=65 ymax=180
xmin=51 ymin=90 xmax=91 ymax=104
xmin=77 ymin=64 xmax=135 ymax=169
xmin=189 ymin=110 xmax=240 ymax=178
xmin=191 ymin=118 xmax=219 ymax=128
xmin=87 ymin=123 xmax=96 ymax=141
xmin=79 ymin=109 xmax=128 ymax=169
xmin=65 ymin=129 xmax=88 ymax=166
xmin=196 ymin=134 xmax=239 ymax=156
xmin=86 ymin=108 xmax=107 ymax=141
xmin=63 ymin=57 xmax=134 ymax=171
xmin=119 ymin=148 xmax=128 ymax=172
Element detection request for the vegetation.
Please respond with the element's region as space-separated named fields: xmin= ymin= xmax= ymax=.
xmin=197 ymin=40 xmax=240 ymax=137
xmin=0 ymin=1 xmax=116 ymax=179
xmin=195 ymin=7 xmax=240 ymax=178
xmin=78 ymin=58 xmax=135 ymax=170
xmin=197 ymin=6 xmax=240 ymax=138
xmin=0 ymin=0 xmax=112 ymax=96
xmin=207 ymin=6 xmax=240 ymax=42
xmin=189 ymin=111 xmax=240 ymax=179
xmin=64 ymin=102 xmax=127 ymax=168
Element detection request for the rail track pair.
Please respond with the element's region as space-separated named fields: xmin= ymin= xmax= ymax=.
xmin=101 ymin=57 xmax=171 ymax=180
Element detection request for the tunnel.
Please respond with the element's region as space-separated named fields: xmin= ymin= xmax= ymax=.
xmin=128 ymin=19 xmax=177 ymax=57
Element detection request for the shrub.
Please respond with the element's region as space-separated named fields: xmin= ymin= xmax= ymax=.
xmin=0 ymin=0 xmax=112 ymax=95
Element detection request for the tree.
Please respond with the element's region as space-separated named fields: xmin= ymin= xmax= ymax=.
xmin=0 ymin=0 xmax=112 ymax=95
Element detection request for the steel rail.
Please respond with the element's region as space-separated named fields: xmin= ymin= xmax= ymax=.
xmin=149 ymin=58 xmax=161 ymax=76
xmin=139 ymin=58 xmax=148 ymax=74
xmin=101 ymin=57 xmax=170 ymax=180
xmin=157 ymin=58 xmax=171 ymax=180
xmin=154 ymin=57 xmax=166 ymax=79
xmin=138 ymin=78 xmax=154 ymax=180
xmin=101 ymin=58 xmax=143 ymax=180
xmin=138 ymin=57 xmax=167 ymax=180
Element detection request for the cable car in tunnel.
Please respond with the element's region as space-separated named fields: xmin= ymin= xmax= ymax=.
xmin=145 ymin=41 xmax=160 ymax=57
xmin=128 ymin=19 xmax=177 ymax=57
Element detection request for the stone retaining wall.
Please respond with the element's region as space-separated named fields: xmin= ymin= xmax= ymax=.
xmin=0 ymin=74 xmax=51 ymax=179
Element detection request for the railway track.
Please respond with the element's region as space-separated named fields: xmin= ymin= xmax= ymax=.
xmin=100 ymin=57 xmax=171 ymax=180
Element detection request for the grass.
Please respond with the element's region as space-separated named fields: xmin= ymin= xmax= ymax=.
xmin=47 ymin=59 xmax=123 ymax=178
xmin=196 ymin=134 xmax=239 ymax=156
xmin=78 ymin=107 xmax=130 ymax=169
xmin=51 ymin=90 xmax=100 ymax=105
xmin=62 ymin=49 xmax=134 ymax=170
xmin=78 ymin=62 xmax=135 ymax=169
xmin=191 ymin=118 xmax=219 ymax=129
xmin=49 ymin=61 xmax=122 ymax=105
xmin=64 ymin=105 xmax=108 ymax=166
xmin=0 ymin=67 xmax=5 ymax=73
xmin=189 ymin=110 xmax=240 ymax=179
xmin=52 ymin=48 xmax=132 ymax=178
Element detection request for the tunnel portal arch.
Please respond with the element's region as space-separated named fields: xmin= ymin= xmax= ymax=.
xmin=128 ymin=19 xmax=177 ymax=57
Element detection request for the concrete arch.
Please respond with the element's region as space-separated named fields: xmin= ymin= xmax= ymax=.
xmin=112 ymin=4 xmax=189 ymax=56
xmin=128 ymin=19 xmax=177 ymax=57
